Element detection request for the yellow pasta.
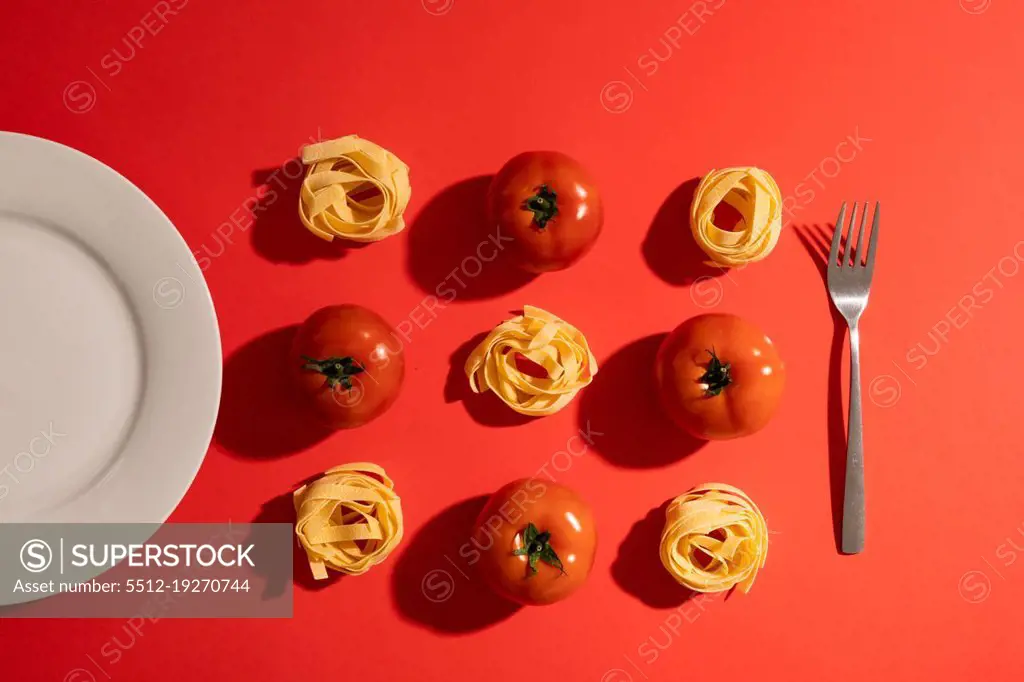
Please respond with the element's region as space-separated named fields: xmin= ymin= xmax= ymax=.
xmin=298 ymin=135 xmax=411 ymax=242
xmin=293 ymin=462 xmax=404 ymax=579
xmin=660 ymin=482 xmax=768 ymax=594
xmin=690 ymin=167 xmax=782 ymax=267
xmin=465 ymin=305 xmax=597 ymax=417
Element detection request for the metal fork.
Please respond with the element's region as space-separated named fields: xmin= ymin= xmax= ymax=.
xmin=827 ymin=201 xmax=880 ymax=554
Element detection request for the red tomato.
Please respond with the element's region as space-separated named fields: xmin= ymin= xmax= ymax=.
xmin=655 ymin=313 xmax=785 ymax=440
xmin=487 ymin=151 xmax=603 ymax=272
xmin=290 ymin=305 xmax=404 ymax=429
xmin=473 ymin=479 xmax=596 ymax=605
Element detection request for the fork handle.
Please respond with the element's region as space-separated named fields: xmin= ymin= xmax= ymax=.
xmin=842 ymin=323 xmax=865 ymax=553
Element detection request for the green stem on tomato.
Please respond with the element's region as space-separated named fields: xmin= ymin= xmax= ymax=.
xmin=301 ymin=355 xmax=365 ymax=390
xmin=512 ymin=522 xmax=568 ymax=577
xmin=698 ymin=347 xmax=732 ymax=397
xmin=521 ymin=185 xmax=559 ymax=229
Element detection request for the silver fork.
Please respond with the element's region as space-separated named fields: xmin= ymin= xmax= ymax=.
xmin=827 ymin=201 xmax=880 ymax=555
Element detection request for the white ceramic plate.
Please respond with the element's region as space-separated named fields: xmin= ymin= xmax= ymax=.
xmin=0 ymin=132 xmax=221 ymax=527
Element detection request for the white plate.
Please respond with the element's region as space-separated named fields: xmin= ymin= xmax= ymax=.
xmin=0 ymin=132 xmax=221 ymax=527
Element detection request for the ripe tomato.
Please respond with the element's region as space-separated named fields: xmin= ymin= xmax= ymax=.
xmin=473 ymin=479 xmax=596 ymax=605
xmin=290 ymin=305 xmax=404 ymax=429
xmin=487 ymin=151 xmax=603 ymax=272
xmin=655 ymin=313 xmax=785 ymax=440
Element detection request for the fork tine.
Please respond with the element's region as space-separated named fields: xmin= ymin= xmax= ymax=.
xmin=851 ymin=200 xmax=869 ymax=266
xmin=829 ymin=202 xmax=847 ymax=267
xmin=844 ymin=202 xmax=860 ymax=266
xmin=865 ymin=201 xmax=880 ymax=272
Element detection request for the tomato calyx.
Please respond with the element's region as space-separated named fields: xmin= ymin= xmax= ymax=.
xmin=513 ymin=522 xmax=567 ymax=577
xmin=301 ymin=355 xmax=366 ymax=390
xmin=521 ymin=184 xmax=559 ymax=229
xmin=698 ymin=348 xmax=733 ymax=397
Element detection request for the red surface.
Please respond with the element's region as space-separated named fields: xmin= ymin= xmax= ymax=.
xmin=2 ymin=1 xmax=1023 ymax=679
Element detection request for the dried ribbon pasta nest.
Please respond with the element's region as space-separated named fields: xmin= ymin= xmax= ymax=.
xmin=690 ymin=167 xmax=782 ymax=267
xmin=659 ymin=482 xmax=768 ymax=594
xmin=298 ymin=135 xmax=411 ymax=243
xmin=465 ymin=305 xmax=597 ymax=417
xmin=293 ymin=462 xmax=404 ymax=579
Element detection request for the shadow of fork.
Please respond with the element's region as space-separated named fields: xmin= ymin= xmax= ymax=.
xmin=795 ymin=223 xmax=850 ymax=553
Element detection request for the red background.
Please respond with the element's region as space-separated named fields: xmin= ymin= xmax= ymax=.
xmin=2 ymin=1 xmax=1023 ymax=680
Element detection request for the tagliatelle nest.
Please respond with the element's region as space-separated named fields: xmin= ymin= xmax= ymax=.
xmin=690 ymin=167 xmax=782 ymax=267
xmin=293 ymin=463 xmax=404 ymax=579
xmin=660 ymin=483 xmax=768 ymax=594
xmin=464 ymin=305 xmax=597 ymax=417
xmin=298 ymin=135 xmax=411 ymax=242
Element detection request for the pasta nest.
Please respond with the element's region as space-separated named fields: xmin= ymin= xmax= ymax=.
xmin=690 ymin=167 xmax=782 ymax=267
xmin=299 ymin=135 xmax=411 ymax=242
xmin=293 ymin=463 xmax=404 ymax=579
xmin=659 ymin=483 xmax=768 ymax=594
xmin=465 ymin=305 xmax=597 ymax=416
